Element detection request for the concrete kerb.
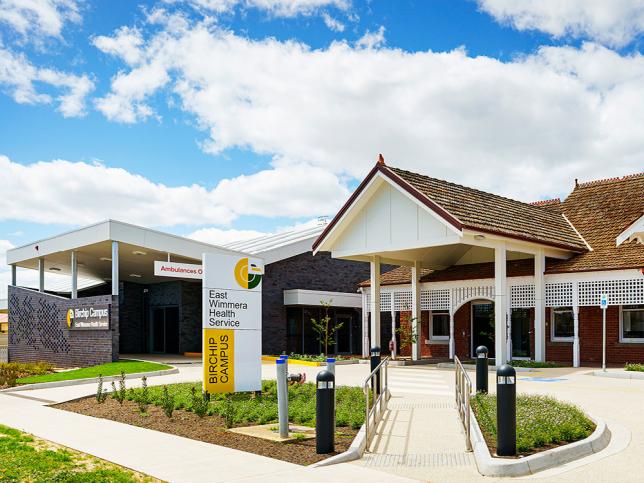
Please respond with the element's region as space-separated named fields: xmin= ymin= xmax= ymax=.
xmin=469 ymin=408 xmax=611 ymax=477
xmin=592 ymin=369 xmax=644 ymax=380
xmin=310 ymin=422 xmax=367 ymax=467
xmin=0 ymin=366 xmax=179 ymax=393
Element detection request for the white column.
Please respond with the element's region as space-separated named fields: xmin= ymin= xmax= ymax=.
xmin=534 ymin=249 xmax=546 ymax=362
xmin=11 ymin=265 xmax=16 ymax=286
xmin=506 ymin=283 xmax=512 ymax=361
xmin=71 ymin=251 xmax=78 ymax=299
xmin=38 ymin=258 xmax=45 ymax=292
xmin=494 ymin=244 xmax=508 ymax=365
xmin=361 ymin=289 xmax=369 ymax=357
xmin=111 ymin=241 xmax=119 ymax=297
xmin=390 ymin=298 xmax=397 ymax=359
xmin=573 ymin=282 xmax=580 ymax=367
xmin=411 ymin=260 xmax=422 ymax=361
xmin=369 ymin=256 xmax=381 ymax=350
xmin=449 ymin=311 xmax=455 ymax=359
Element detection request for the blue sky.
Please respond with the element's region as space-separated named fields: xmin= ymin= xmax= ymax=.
xmin=1 ymin=0 xmax=644 ymax=262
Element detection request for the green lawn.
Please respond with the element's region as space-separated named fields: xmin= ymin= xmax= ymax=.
xmin=127 ymin=379 xmax=366 ymax=429
xmin=471 ymin=393 xmax=595 ymax=454
xmin=17 ymin=360 xmax=171 ymax=384
xmin=0 ymin=424 xmax=149 ymax=481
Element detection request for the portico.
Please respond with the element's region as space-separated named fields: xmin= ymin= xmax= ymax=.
xmin=313 ymin=157 xmax=588 ymax=365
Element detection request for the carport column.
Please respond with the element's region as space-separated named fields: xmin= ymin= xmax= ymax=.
xmin=71 ymin=251 xmax=78 ymax=299
xmin=534 ymin=250 xmax=546 ymax=362
xmin=111 ymin=241 xmax=119 ymax=296
xmin=361 ymin=289 xmax=369 ymax=357
xmin=390 ymin=293 xmax=397 ymax=358
xmin=369 ymin=256 xmax=381 ymax=349
xmin=573 ymin=282 xmax=580 ymax=368
xmin=506 ymin=282 xmax=512 ymax=361
xmin=10 ymin=264 xmax=16 ymax=286
xmin=494 ymin=244 xmax=508 ymax=365
xmin=449 ymin=290 xmax=455 ymax=359
xmin=38 ymin=257 xmax=44 ymax=292
xmin=411 ymin=260 xmax=421 ymax=361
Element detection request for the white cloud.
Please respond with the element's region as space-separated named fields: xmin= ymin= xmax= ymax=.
xmin=0 ymin=155 xmax=348 ymax=227
xmin=93 ymin=19 xmax=644 ymax=203
xmin=175 ymin=0 xmax=350 ymax=17
xmin=0 ymin=0 xmax=81 ymax=39
xmin=356 ymin=25 xmax=385 ymax=49
xmin=322 ymin=12 xmax=344 ymax=32
xmin=92 ymin=26 xmax=145 ymax=66
xmin=477 ymin=0 xmax=644 ymax=47
xmin=0 ymin=46 xmax=94 ymax=117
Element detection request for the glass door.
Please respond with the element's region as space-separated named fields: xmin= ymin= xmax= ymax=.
xmin=150 ymin=306 xmax=180 ymax=353
xmin=511 ymin=308 xmax=531 ymax=358
xmin=335 ymin=313 xmax=352 ymax=354
xmin=471 ymin=302 xmax=495 ymax=359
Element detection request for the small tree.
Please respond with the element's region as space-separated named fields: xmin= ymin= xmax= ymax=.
xmin=310 ymin=299 xmax=343 ymax=357
xmin=395 ymin=310 xmax=419 ymax=357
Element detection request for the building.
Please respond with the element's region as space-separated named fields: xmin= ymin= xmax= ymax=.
xmin=4 ymin=220 xmax=382 ymax=367
xmin=314 ymin=157 xmax=644 ymax=366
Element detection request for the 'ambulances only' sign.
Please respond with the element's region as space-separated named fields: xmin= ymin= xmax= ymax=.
xmin=202 ymin=252 xmax=263 ymax=394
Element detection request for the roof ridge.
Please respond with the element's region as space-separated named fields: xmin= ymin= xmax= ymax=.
xmin=530 ymin=198 xmax=561 ymax=206
xmin=575 ymin=171 xmax=644 ymax=188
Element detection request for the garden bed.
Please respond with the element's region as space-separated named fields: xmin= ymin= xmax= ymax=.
xmin=56 ymin=379 xmax=363 ymax=465
xmin=471 ymin=393 xmax=595 ymax=456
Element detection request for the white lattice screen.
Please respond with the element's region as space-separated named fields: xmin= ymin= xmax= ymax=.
xmin=452 ymin=285 xmax=494 ymax=310
xmin=421 ymin=289 xmax=451 ymax=311
xmin=394 ymin=291 xmax=412 ymax=311
xmin=380 ymin=292 xmax=392 ymax=311
xmin=578 ymin=279 xmax=644 ymax=306
xmin=510 ymin=284 xmax=535 ymax=308
xmin=545 ymin=282 xmax=573 ymax=307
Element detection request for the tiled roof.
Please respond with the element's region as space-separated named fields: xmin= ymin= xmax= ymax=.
xmin=548 ymin=173 xmax=644 ymax=273
xmin=388 ymin=166 xmax=588 ymax=251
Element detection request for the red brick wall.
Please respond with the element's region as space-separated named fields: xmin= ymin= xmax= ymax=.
xmin=545 ymin=307 xmax=573 ymax=364
xmin=398 ymin=310 xmax=449 ymax=359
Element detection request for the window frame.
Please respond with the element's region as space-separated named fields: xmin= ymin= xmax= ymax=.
xmin=428 ymin=310 xmax=450 ymax=344
xmin=550 ymin=307 xmax=574 ymax=342
xmin=620 ymin=305 xmax=644 ymax=343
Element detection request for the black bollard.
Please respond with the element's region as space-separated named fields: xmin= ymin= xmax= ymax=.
xmin=476 ymin=345 xmax=489 ymax=393
xmin=370 ymin=346 xmax=381 ymax=395
xmin=316 ymin=370 xmax=335 ymax=454
xmin=496 ymin=364 xmax=517 ymax=457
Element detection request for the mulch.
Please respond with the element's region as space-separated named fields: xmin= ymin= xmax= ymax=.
xmin=55 ymin=397 xmax=357 ymax=466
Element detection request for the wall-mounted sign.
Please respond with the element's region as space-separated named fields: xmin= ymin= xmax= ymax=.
xmin=154 ymin=261 xmax=203 ymax=279
xmin=202 ymin=253 xmax=264 ymax=393
xmin=600 ymin=293 xmax=608 ymax=309
xmin=66 ymin=305 xmax=110 ymax=330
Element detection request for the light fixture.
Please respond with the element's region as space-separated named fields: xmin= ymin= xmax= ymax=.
xmin=129 ymin=273 xmax=142 ymax=278
xmin=132 ymin=250 xmax=147 ymax=256
xmin=99 ymin=257 xmax=112 ymax=262
xmin=474 ymin=234 xmax=485 ymax=241
xmin=49 ymin=267 xmax=61 ymax=272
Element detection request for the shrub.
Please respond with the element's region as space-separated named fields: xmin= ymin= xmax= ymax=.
xmin=95 ymin=375 xmax=107 ymax=404
xmin=161 ymin=386 xmax=175 ymax=418
xmin=471 ymin=393 xmax=595 ymax=454
xmin=0 ymin=362 xmax=54 ymax=387
xmin=509 ymin=360 xmax=561 ymax=368
xmin=190 ymin=386 xmax=209 ymax=418
xmin=135 ymin=376 xmax=149 ymax=413
xmin=110 ymin=372 xmax=127 ymax=405
xmin=625 ymin=363 xmax=644 ymax=372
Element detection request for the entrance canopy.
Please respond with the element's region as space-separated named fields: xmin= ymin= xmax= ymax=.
xmin=314 ymin=157 xmax=588 ymax=365
xmin=6 ymin=220 xmax=247 ymax=295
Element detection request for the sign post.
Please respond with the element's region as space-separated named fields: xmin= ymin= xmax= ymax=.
xmin=600 ymin=293 xmax=608 ymax=372
xmin=202 ymin=253 xmax=264 ymax=394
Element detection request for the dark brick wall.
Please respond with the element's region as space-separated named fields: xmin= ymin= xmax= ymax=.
xmin=8 ymin=286 xmax=117 ymax=367
xmin=118 ymin=282 xmax=145 ymax=353
xmin=261 ymin=251 xmax=383 ymax=354
xmin=180 ymin=282 xmax=202 ymax=353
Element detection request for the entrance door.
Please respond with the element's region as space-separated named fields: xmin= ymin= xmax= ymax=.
xmin=335 ymin=313 xmax=352 ymax=354
xmin=511 ymin=308 xmax=531 ymax=358
xmin=150 ymin=306 xmax=180 ymax=353
xmin=471 ymin=302 xmax=495 ymax=358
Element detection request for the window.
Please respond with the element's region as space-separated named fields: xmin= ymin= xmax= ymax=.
xmin=621 ymin=305 xmax=644 ymax=342
xmin=430 ymin=310 xmax=450 ymax=341
xmin=551 ymin=307 xmax=574 ymax=341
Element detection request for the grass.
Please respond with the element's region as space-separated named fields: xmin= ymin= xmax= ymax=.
xmin=0 ymin=424 xmax=151 ymax=481
xmin=285 ymin=353 xmax=359 ymax=362
xmin=471 ymin=393 xmax=595 ymax=455
xmin=17 ymin=360 xmax=171 ymax=384
xmin=625 ymin=363 xmax=644 ymax=372
xmin=126 ymin=379 xmax=366 ymax=429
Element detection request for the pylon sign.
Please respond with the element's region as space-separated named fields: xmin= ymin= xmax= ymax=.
xmin=202 ymin=252 xmax=263 ymax=393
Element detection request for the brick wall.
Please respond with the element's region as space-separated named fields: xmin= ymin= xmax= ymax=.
xmin=180 ymin=282 xmax=202 ymax=353
xmin=118 ymin=282 xmax=145 ymax=353
xmin=8 ymin=286 xmax=117 ymax=367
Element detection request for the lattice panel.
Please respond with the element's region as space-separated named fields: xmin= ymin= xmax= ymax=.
xmin=545 ymin=282 xmax=573 ymax=307
xmin=394 ymin=291 xmax=413 ymax=311
xmin=421 ymin=289 xmax=451 ymax=311
xmin=510 ymin=284 xmax=535 ymax=308
xmin=578 ymin=279 xmax=644 ymax=306
xmin=452 ymin=285 xmax=494 ymax=310
xmin=380 ymin=292 xmax=393 ymax=311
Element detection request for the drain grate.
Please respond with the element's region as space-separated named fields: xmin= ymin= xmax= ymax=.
xmin=363 ymin=452 xmax=473 ymax=468
xmin=388 ymin=401 xmax=455 ymax=410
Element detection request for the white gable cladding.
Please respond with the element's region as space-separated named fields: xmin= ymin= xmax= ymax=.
xmin=332 ymin=178 xmax=461 ymax=258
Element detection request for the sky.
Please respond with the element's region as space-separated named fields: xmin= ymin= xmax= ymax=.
xmin=2 ymin=0 xmax=644 ymax=297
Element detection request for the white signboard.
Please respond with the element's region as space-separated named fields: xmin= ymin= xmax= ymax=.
xmin=154 ymin=261 xmax=203 ymax=279
xmin=202 ymin=252 xmax=264 ymax=393
xmin=600 ymin=293 xmax=608 ymax=309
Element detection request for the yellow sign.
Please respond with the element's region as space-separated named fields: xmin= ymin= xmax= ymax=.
xmin=234 ymin=257 xmax=263 ymax=290
xmin=203 ymin=329 xmax=235 ymax=393
xmin=66 ymin=309 xmax=73 ymax=328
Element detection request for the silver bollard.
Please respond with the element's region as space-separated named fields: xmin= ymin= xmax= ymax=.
xmin=276 ymin=358 xmax=289 ymax=438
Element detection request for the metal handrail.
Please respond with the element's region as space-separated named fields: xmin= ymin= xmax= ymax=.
xmin=363 ymin=356 xmax=391 ymax=451
xmin=454 ymin=355 xmax=473 ymax=451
